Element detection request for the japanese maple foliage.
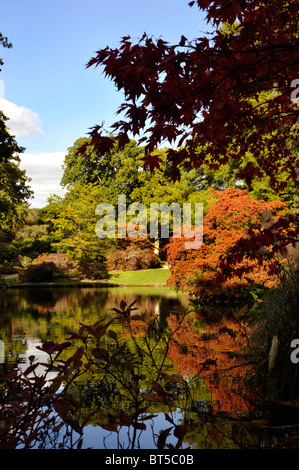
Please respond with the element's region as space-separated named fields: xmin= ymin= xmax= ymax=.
xmin=85 ymin=0 xmax=299 ymax=188
xmin=167 ymin=312 xmax=253 ymax=415
xmin=166 ymin=188 xmax=293 ymax=300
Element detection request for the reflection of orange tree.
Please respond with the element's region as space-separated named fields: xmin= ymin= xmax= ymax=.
xmin=106 ymin=294 xmax=157 ymax=339
xmin=0 ymin=299 xmax=257 ymax=449
xmin=118 ymin=317 xmax=151 ymax=340
xmin=106 ymin=293 xmax=158 ymax=317
xmin=167 ymin=311 xmax=254 ymax=415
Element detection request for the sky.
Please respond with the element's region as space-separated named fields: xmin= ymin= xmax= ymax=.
xmin=1 ymin=0 xmax=209 ymax=208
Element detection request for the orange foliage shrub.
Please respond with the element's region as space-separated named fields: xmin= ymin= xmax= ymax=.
xmin=167 ymin=188 xmax=292 ymax=301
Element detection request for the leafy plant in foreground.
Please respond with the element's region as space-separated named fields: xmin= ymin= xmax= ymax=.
xmin=0 ymin=301 xmax=197 ymax=449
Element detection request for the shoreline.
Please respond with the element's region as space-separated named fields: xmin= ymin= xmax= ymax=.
xmin=1 ymin=268 xmax=171 ymax=289
xmin=5 ymin=281 xmax=169 ymax=288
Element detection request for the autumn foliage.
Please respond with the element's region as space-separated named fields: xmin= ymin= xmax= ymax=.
xmin=167 ymin=310 xmax=254 ymax=415
xmin=84 ymin=0 xmax=299 ymax=188
xmin=166 ymin=188 xmax=293 ymax=301
xmin=81 ymin=0 xmax=299 ymax=294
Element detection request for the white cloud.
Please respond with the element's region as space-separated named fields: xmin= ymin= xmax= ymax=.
xmin=20 ymin=152 xmax=67 ymax=208
xmin=0 ymin=90 xmax=66 ymax=207
xmin=0 ymin=98 xmax=43 ymax=138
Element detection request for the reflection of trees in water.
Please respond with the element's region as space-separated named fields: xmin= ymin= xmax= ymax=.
xmin=62 ymin=306 xmax=262 ymax=449
xmin=0 ymin=288 xmax=189 ymax=317
xmin=167 ymin=311 xmax=254 ymax=415
xmin=0 ymin=289 xmax=268 ymax=449
xmin=0 ymin=288 xmax=189 ymax=345
xmin=10 ymin=288 xmax=110 ymax=315
xmin=0 ymin=327 xmax=28 ymax=371
xmin=0 ymin=293 xmax=280 ymax=449
xmin=0 ymin=340 xmax=4 ymax=363
xmin=105 ymin=291 xmax=189 ymax=317
xmin=0 ymin=288 xmax=190 ymax=374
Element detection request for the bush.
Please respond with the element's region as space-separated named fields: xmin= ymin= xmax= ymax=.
xmin=75 ymin=253 xmax=109 ymax=280
xmin=166 ymin=187 xmax=289 ymax=301
xmin=19 ymin=262 xmax=56 ymax=283
xmin=107 ymin=248 xmax=160 ymax=271
xmin=139 ymin=248 xmax=161 ymax=269
xmin=17 ymin=255 xmax=32 ymax=269
xmin=106 ymin=250 xmax=126 ymax=271
xmin=19 ymin=253 xmax=75 ymax=283
xmin=32 ymin=253 xmax=74 ymax=276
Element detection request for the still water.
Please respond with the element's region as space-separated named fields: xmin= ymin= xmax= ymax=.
xmin=0 ymin=286 xmax=262 ymax=449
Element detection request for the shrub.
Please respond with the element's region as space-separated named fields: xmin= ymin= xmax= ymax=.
xmin=0 ymin=243 xmax=18 ymax=265
xmin=75 ymin=253 xmax=109 ymax=280
xmin=32 ymin=253 xmax=74 ymax=275
xmin=167 ymin=187 xmax=290 ymax=302
xmin=107 ymin=248 xmax=160 ymax=271
xmin=19 ymin=253 xmax=75 ymax=283
xmin=106 ymin=250 xmax=126 ymax=271
xmin=18 ymin=238 xmax=52 ymax=260
xmin=19 ymin=262 xmax=56 ymax=283
xmin=139 ymin=249 xmax=161 ymax=269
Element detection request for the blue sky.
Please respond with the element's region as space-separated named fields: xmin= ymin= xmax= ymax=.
xmin=1 ymin=0 xmax=209 ymax=207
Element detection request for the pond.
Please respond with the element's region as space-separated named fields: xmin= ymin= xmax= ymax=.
xmin=0 ymin=286 xmax=278 ymax=449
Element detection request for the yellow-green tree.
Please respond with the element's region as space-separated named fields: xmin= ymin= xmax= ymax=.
xmin=52 ymin=182 xmax=116 ymax=279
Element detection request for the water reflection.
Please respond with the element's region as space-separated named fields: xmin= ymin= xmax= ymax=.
xmin=0 ymin=339 xmax=4 ymax=363
xmin=0 ymin=287 xmax=264 ymax=449
xmin=0 ymin=287 xmax=189 ymax=372
xmin=167 ymin=311 xmax=253 ymax=415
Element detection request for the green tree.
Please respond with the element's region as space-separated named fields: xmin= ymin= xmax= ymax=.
xmin=0 ymin=35 xmax=32 ymax=270
xmin=52 ymin=182 xmax=116 ymax=278
xmin=0 ymin=112 xmax=32 ymax=242
xmin=186 ymin=153 xmax=298 ymax=207
xmin=14 ymin=208 xmax=52 ymax=263
xmin=61 ymin=138 xmax=144 ymax=199
xmin=130 ymin=150 xmax=191 ymax=206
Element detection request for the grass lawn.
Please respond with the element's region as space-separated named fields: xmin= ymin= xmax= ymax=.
xmin=1 ymin=268 xmax=171 ymax=287
xmin=107 ymin=268 xmax=171 ymax=285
